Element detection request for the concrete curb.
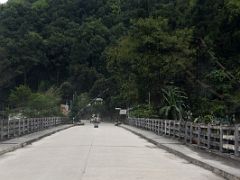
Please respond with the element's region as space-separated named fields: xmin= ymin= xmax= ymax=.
xmin=120 ymin=125 xmax=240 ymax=180
xmin=0 ymin=125 xmax=74 ymax=156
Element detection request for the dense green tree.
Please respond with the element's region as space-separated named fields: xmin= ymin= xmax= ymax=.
xmin=106 ymin=17 xmax=194 ymax=107
xmin=1 ymin=0 xmax=240 ymax=122
xmin=8 ymin=85 xmax=32 ymax=108
xmin=8 ymin=85 xmax=62 ymax=117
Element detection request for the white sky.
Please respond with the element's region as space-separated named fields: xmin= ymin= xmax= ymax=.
xmin=0 ymin=0 xmax=8 ymax=4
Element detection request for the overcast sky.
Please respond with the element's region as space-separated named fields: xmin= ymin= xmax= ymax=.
xmin=0 ymin=0 xmax=8 ymax=4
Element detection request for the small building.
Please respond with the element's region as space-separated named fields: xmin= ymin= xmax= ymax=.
xmin=60 ymin=104 xmax=69 ymax=116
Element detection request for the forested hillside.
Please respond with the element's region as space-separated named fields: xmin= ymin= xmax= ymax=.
xmin=0 ymin=0 xmax=240 ymax=122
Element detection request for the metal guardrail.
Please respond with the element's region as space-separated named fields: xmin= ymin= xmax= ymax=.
xmin=0 ymin=117 xmax=68 ymax=141
xmin=128 ymin=118 xmax=240 ymax=157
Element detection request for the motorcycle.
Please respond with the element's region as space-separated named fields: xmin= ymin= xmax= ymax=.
xmin=93 ymin=116 xmax=100 ymax=128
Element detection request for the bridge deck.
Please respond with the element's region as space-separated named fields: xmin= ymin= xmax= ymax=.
xmin=0 ymin=123 xmax=222 ymax=180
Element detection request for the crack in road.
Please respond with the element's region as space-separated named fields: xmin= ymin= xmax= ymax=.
xmin=80 ymin=137 xmax=95 ymax=180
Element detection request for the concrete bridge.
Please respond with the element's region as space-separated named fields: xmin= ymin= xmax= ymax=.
xmin=0 ymin=122 xmax=225 ymax=180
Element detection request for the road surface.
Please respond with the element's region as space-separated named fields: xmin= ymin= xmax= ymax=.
xmin=0 ymin=123 xmax=222 ymax=180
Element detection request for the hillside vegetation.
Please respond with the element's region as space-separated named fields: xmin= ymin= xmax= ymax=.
xmin=0 ymin=0 xmax=240 ymax=122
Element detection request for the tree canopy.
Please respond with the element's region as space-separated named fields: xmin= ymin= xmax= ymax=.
xmin=0 ymin=0 xmax=240 ymax=122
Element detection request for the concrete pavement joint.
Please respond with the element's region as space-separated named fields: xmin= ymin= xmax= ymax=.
xmin=80 ymin=137 xmax=95 ymax=180
xmin=120 ymin=125 xmax=240 ymax=180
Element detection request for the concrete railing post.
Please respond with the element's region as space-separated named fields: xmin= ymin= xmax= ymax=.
xmin=164 ymin=120 xmax=167 ymax=135
xmin=18 ymin=119 xmax=21 ymax=136
xmin=161 ymin=120 xmax=164 ymax=134
xmin=155 ymin=120 xmax=157 ymax=133
xmin=234 ymin=125 xmax=239 ymax=156
xmin=38 ymin=118 xmax=40 ymax=131
xmin=22 ymin=119 xmax=24 ymax=134
xmin=178 ymin=121 xmax=181 ymax=139
xmin=190 ymin=123 xmax=193 ymax=144
xmin=207 ymin=125 xmax=211 ymax=149
xmin=27 ymin=119 xmax=30 ymax=133
xmin=152 ymin=119 xmax=154 ymax=132
xmin=147 ymin=119 xmax=148 ymax=130
xmin=152 ymin=120 xmax=154 ymax=132
xmin=220 ymin=125 xmax=223 ymax=152
xmin=33 ymin=118 xmax=35 ymax=131
xmin=0 ymin=119 xmax=3 ymax=140
xmin=147 ymin=119 xmax=149 ymax=130
xmin=150 ymin=119 xmax=152 ymax=131
xmin=197 ymin=125 xmax=201 ymax=146
xmin=155 ymin=120 xmax=158 ymax=132
xmin=31 ymin=119 xmax=33 ymax=132
xmin=7 ymin=120 xmax=10 ymax=138
xmin=150 ymin=119 xmax=152 ymax=130
xmin=184 ymin=122 xmax=188 ymax=143
xmin=43 ymin=118 xmax=45 ymax=128
xmin=173 ymin=121 xmax=175 ymax=137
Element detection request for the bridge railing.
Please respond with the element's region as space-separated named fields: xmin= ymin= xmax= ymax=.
xmin=128 ymin=118 xmax=240 ymax=157
xmin=0 ymin=117 xmax=68 ymax=141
